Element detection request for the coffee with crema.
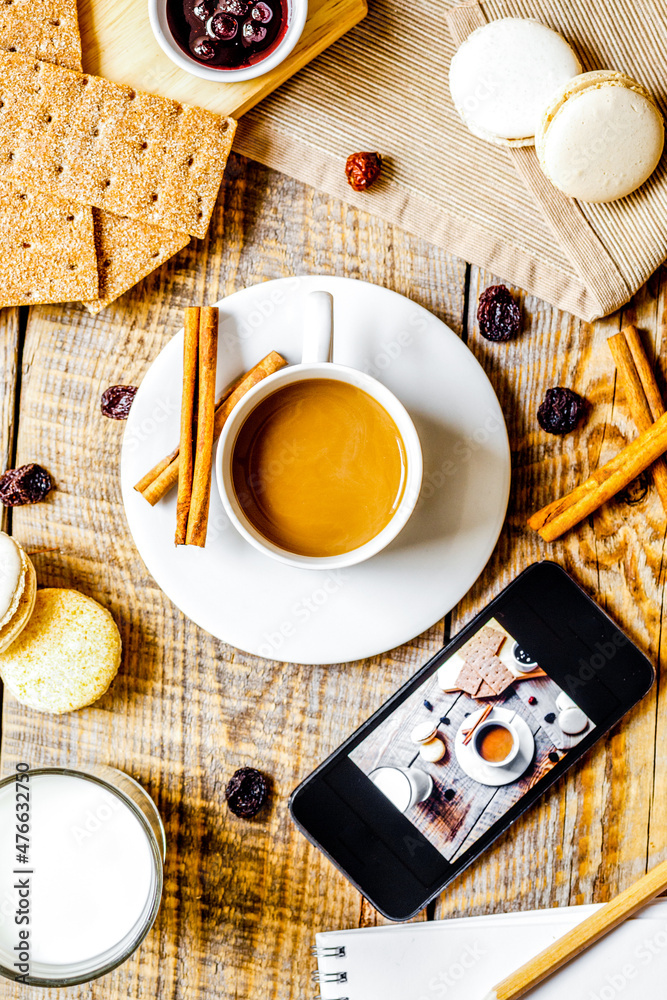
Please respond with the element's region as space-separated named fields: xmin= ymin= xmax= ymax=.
xmin=231 ymin=379 xmax=408 ymax=557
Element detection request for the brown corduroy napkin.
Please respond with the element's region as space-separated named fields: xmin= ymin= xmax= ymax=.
xmin=234 ymin=0 xmax=667 ymax=321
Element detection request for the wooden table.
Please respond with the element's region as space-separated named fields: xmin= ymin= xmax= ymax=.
xmin=0 ymin=151 xmax=665 ymax=1000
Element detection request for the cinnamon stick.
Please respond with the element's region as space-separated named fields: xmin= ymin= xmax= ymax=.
xmin=463 ymin=703 xmax=493 ymax=745
xmin=607 ymin=326 xmax=667 ymax=515
xmin=528 ymin=412 xmax=667 ymax=541
xmin=625 ymin=325 xmax=666 ymax=421
xmin=185 ymin=307 xmax=218 ymax=547
xmin=175 ymin=307 xmax=200 ymax=545
xmin=134 ymin=351 xmax=287 ymax=505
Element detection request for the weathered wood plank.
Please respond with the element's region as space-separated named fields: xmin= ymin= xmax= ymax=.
xmin=0 ymin=309 xmax=19 ymax=534
xmin=0 ymin=155 xmax=465 ymax=999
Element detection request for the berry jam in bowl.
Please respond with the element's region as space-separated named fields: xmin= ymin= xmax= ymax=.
xmin=149 ymin=0 xmax=307 ymax=81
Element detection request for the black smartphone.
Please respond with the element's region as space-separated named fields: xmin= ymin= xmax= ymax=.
xmin=289 ymin=562 xmax=655 ymax=920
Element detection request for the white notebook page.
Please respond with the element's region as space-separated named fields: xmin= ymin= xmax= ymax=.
xmin=314 ymin=901 xmax=667 ymax=1000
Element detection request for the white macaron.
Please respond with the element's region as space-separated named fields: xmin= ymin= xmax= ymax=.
xmin=449 ymin=18 xmax=581 ymax=146
xmin=0 ymin=532 xmax=35 ymax=653
xmin=536 ymin=70 xmax=665 ymax=202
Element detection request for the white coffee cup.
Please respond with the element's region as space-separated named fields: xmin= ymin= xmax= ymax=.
xmin=215 ymin=291 xmax=423 ymax=570
xmin=471 ymin=717 xmax=520 ymax=768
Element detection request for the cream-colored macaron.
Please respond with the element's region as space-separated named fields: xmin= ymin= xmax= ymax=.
xmin=0 ymin=588 xmax=122 ymax=714
xmin=449 ymin=18 xmax=581 ymax=146
xmin=0 ymin=532 xmax=36 ymax=652
xmin=411 ymin=721 xmax=439 ymax=745
xmin=536 ymin=70 xmax=665 ymax=202
xmin=419 ymin=737 xmax=447 ymax=763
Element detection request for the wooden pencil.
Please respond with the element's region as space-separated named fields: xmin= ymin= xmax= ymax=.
xmin=483 ymin=859 xmax=667 ymax=999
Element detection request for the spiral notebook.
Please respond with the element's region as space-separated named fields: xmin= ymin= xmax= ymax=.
xmin=312 ymin=901 xmax=667 ymax=999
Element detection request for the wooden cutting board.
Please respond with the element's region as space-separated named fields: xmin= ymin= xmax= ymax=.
xmin=79 ymin=0 xmax=367 ymax=118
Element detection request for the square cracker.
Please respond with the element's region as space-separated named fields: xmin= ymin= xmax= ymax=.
xmin=0 ymin=0 xmax=81 ymax=70
xmin=476 ymin=680 xmax=498 ymax=699
xmin=0 ymin=52 xmax=236 ymax=238
xmin=0 ymin=180 xmax=97 ymax=306
xmin=83 ymin=210 xmax=190 ymax=313
xmin=0 ymin=1 xmax=97 ymax=307
xmin=455 ymin=662 xmax=482 ymax=697
xmin=472 ymin=654 xmax=515 ymax=696
xmin=465 ymin=627 xmax=506 ymax=658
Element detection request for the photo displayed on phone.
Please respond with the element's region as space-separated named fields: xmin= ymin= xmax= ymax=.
xmin=348 ymin=616 xmax=595 ymax=863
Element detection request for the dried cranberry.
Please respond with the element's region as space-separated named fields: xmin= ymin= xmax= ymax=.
xmin=345 ymin=152 xmax=382 ymax=192
xmin=242 ymin=18 xmax=266 ymax=40
xmin=0 ymin=464 xmax=52 ymax=506
xmin=208 ymin=11 xmax=237 ymax=38
xmin=251 ymin=2 xmax=272 ymax=21
xmin=218 ymin=0 xmax=247 ymax=14
xmin=192 ymin=35 xmax=217 ymax=58
xmin=537 ymin=387 xmax=585 ymax=435
xmin=528 ymin=695 xmax=537 ymax=705
xmin=225 ymin=767 xmax=268 ymax=818
xmin=101 ymin=384 xmax=138 ymax=420
xmin=477 ymin=285 xmax=521 ymax=342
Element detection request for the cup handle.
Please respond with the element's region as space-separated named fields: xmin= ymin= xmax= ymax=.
xmin=302 ymin=291 xmax=333 ymax=364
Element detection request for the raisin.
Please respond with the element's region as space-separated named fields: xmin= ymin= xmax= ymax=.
xmin=477 ymin=284 xmax=521 ymax=342
xmin=225 ymin=767 xmax=268 ymax=818
xmin=544 ymin=712 xmax=556 ymax=724
xmin=0 ymin=463 xmax=52 ymax=506
xmin=444 ymin=788 xmax=456 ymax=801
xmin=101 ymin=384 xmax=138 ymax=420
xmin=345 ymin=151 xmax=382 ymax=192
xmin=423 ymin=699 xmax=433 ymax=711
xmin=537 ymin=387 xmax=585 ymax=435
xmin=440 ymin=716 xmax=451 ymax=726
xmin=548 ymin=751 xmax=560 ymax=764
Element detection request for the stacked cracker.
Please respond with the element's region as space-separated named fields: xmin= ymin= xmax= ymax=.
xmin=455 ymin=626 xmax=515 ymax=699
xmin=0 ymin=0 xmax=235 ymax=312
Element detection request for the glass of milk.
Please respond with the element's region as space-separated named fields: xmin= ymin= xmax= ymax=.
xmin=369 ymin=766 xmax=433 ymax=813
xmin=0 ymin=766 xmax=165 ymax=986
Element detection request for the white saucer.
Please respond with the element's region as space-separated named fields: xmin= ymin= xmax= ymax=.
xmin=455 ymin=707 xmax=535 ymax=786
xmin=120 ymin=276 xmax=510 ymax=664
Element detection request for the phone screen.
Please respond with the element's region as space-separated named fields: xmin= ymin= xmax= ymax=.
xmin=348 ymin=615 xmax=595 ymax=864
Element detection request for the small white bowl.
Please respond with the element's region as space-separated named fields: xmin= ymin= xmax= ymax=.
xmin=148 ymin=0 xmax=308 ymax=83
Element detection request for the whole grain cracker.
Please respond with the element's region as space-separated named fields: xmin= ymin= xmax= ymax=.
xmin=83 ymin=209 xmax=190 ymax=313
xmin=0 ymin=0 xmax=81 ymax=71
xmin=473 ymin=654 xmax=515 ymax=695
xmin=0 ymin=180 xmax=97 ymax=306
xmin=0 ymin=1 xmax=189 ymax=311
xmin=0 ymin=52 xmax=236 ymax=239
xmin=465 ymin=627 xmax=506 ymax=657
xmin=456 ymin=661 xmax=483 ymax=697
xmin=0 ymin=2 xmax=98 ymax=308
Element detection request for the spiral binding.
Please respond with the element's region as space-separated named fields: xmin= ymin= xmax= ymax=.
xmin=311 ymin=944 xmax=348 ymax=999
xmin=311 ymin=946 xmax=346 ymax=958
